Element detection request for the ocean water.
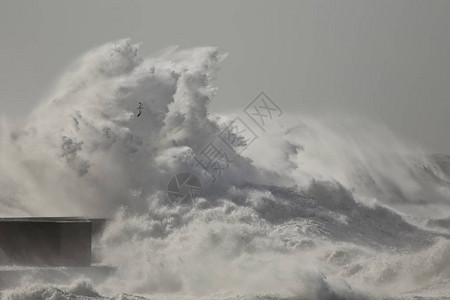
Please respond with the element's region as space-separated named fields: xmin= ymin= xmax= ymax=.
xmin=0 ymin=39 xmax=450 ymax=300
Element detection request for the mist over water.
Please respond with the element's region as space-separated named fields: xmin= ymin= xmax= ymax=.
xmin=1 ymin=40 xmax=450 ymax=299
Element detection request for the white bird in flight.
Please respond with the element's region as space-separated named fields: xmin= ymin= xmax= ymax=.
xmin=136 ymin=102 xmax=143 ymax=117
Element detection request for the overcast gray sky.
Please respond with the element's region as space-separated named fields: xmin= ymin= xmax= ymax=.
xmin=1 ymin=0 xmax=449 ymax=153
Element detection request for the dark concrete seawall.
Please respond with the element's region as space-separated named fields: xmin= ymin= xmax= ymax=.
xmin=0 ymin=217 xmax=108 ymax=267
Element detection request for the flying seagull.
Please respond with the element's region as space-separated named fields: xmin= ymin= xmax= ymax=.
xmin=136 ymin=102 xmax=143 ymax=117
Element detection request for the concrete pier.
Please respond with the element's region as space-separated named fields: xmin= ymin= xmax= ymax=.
xmin=0 ymin=217 xmax=107 ymax=267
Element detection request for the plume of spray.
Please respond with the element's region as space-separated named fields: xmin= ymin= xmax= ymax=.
xmin=0 ymin=39 xmax=260 ymax=217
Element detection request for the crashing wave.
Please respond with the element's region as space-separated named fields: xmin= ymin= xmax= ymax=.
xmin=0 ymin=39 xmax=450 ymax=299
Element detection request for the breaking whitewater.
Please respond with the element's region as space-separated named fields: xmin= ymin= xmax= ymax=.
xmin=1 ymin=39 xmax=450 ymax=300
